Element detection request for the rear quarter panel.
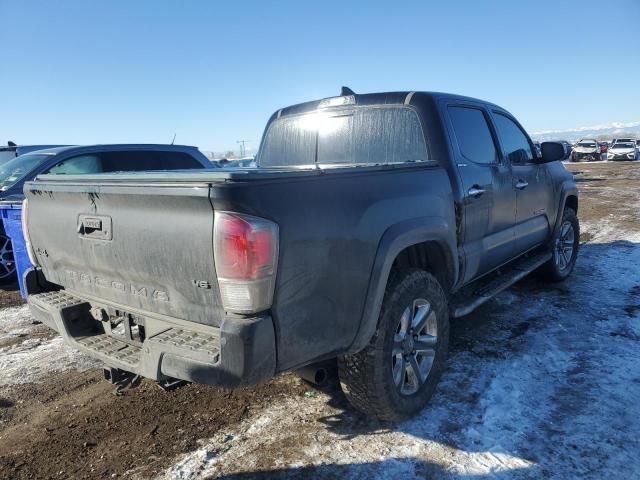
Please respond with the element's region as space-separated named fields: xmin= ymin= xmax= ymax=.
xmin=212 ymin=165 xmax=455 ymax=371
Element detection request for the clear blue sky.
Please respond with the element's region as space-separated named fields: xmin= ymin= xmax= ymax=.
xmin=1 ymin=0 xmax=639 ymax=154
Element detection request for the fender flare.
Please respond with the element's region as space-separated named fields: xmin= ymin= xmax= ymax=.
xmin=346 ymin=216 xmax=458 ymax=354
xmin=552 ymin=184 xmax=578 ymax=240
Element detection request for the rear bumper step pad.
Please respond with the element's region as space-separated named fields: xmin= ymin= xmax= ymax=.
xmin=28 ymin=290 xmax=275 ymax=387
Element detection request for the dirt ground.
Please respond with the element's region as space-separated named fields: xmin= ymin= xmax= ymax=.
xmin=0 ymin=161 xmax=639 ymax=480
xmin=0 ymin=372 xmax=309 ymax=479
xmin=568 ymin=161 xmax=639 ymax=239
xmin=0 ymin=284 xmax=23 ymax=310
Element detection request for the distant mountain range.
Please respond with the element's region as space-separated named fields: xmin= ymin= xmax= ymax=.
xmin=531 ymin=121 xmax=640 ymax=141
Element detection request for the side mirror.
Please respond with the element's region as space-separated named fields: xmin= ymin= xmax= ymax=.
xmin=539 ymin=141 xmax=565 ymax=163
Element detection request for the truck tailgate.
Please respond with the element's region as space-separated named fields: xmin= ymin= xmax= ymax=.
xmin=24 ymin=182 xmax=223 ymax=326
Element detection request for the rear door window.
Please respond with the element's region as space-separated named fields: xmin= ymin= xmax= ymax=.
xmin=99 ymin=151 xmax=203 ymax=171
xmin=448 ymin=106 xmax=498 ymax=165
xmin=47 ymin=155 xmax=102 ymax=174
xmin=45 ymin=151 xmax=204 ymax=175
xmin=492 ymin=113 xmax=534 ymax=164
xmin=259 ymin=106 xmax=428 ymax=166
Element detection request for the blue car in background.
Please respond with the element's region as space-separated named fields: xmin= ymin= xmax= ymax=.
xmin=0 ymin=144 xmax=213 ymax=285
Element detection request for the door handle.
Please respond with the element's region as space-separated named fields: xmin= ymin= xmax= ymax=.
xmin=515 ymin=180 xmax=529 ymax=190
xmin=467 ymin=186 xmax=486 ymax=198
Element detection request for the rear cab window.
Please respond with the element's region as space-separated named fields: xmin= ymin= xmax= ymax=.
xmin=258 ymin=106 xmax=429 ymax=167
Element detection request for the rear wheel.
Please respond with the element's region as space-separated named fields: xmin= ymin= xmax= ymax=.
xmin=338 ymin=270 xmax=449 ymax=421
xmin=539 ymin=208 xmax=579 ymax=282
xmin=0 ymin=232 xmax=16 ymax=285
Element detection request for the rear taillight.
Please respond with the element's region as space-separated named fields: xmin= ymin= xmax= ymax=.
xmin=21 ymin=199 xmax=39 ymax=267
xmin=213 ymin=211 xmax=279 ymax=314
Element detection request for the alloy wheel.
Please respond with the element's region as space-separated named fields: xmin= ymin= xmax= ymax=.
xmin=554 ymin=221 xmax=575 ymax=271
xmin=391 ymin=298 xmax=438 ymax=396
xmin=0 ymin=234 xmax=15 ymax=281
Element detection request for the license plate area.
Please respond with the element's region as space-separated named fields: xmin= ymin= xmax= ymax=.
xmin=97 ymin=308 xmax=146 ymax=345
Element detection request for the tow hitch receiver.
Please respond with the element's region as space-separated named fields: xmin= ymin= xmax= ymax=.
xmin=103 ymin=367 xmax=141 ymax=395
xmin=103 ymin=367 xmax=135 ymax=384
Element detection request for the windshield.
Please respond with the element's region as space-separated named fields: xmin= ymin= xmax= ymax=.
xmin=577 ymin=142 xmax=597 ymax=148
xmin=612 ymin=142 xmax=634 ymax=149
xmin=0 ymin=150 xmax=16 ymax=166
xmin=0 ymin=153 xmax=52 ymax=191
xmin=258 ymin=106 xmax=428 ymax=167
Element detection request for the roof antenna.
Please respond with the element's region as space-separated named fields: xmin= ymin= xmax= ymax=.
xmin=8 ymin=140 xmax=17 ymax=147
xmin=341 ymin=86 xmax=356 ymax=96
xmin=170 ymin=133 xmax=176 ymax=145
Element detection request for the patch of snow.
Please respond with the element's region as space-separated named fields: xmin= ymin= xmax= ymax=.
xmin=0 ymin=305 xmax=98 ymax=385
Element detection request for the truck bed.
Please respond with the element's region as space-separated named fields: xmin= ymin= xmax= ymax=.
xmin=24 ymin=160 xmax=454 ymax=372
xmin=33 ymin=161 xmax=438 ymax=184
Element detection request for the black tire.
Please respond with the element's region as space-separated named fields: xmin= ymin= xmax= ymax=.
xmin=338 ymin=269 xmax=449 ymax=421
xmin=0 ymin=231 xmax=16 ymax=285
xmin=539 ymin=208 xmax=579 ymax=282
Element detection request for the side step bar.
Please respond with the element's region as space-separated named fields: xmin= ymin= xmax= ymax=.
xmin=449 ymin=251 xmax=552 ymax=318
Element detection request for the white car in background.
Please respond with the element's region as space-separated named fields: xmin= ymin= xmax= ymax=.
xmin=607 ymin=140 xmax=638 ymax=161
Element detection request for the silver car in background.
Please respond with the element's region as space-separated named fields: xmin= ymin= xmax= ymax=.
xmin=571 ymin=139 xmax=601 ymax=162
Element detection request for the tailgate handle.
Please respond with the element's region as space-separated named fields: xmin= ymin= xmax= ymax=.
xmin=78 ymin=215 xmax=112 ymax=241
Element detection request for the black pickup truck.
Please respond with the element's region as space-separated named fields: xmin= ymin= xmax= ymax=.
xmin=22 ymin=90 xmax=578 ymax=420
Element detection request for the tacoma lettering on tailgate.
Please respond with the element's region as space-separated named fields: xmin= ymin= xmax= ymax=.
xmin=65 ymin=270 xmax=169 ymax=301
